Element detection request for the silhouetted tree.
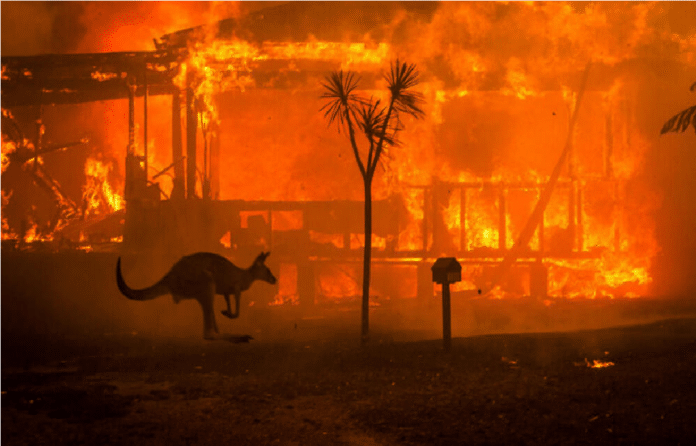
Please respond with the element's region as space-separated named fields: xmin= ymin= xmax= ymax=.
xmin=661 ymin=82 xmax=696 ymax=135
xmin=320 ymin=60 xmax=424 ymax=345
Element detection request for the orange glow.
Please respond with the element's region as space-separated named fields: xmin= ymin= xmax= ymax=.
xmin=2 ymin=1 xmax=675 ymax=302
xmin=270 ymin=263 xmax=299 ymax=306
xmin=318 ymin=264 xmax=361 ymax=301
xmin=82 ymin=157 xmax=123 ymax=218
xmin=262 ymin=41 xmax=390 ymax=69
xmin=90 ymin=71 xmax=118 ymax=82
xmin=350 ymin=233 xmax=387 ymax=250
xmin=2 ymin=189 xmax=17 ymax=241
xmin=577 ymin=358 xmax=615 ymax=368
xmin=220 ymin=231 xmax=232 ymax=249
xmin=1 ymin=140 xmax=15 ymax=174
xmin=272 ymin=211 xmax=303 ymax=231
xmin=309 ymin=231 xmax=344 ymax=249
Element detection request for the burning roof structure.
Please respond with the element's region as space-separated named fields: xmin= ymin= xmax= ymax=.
xmin=2 ymin=1 xmax=695 ymax=306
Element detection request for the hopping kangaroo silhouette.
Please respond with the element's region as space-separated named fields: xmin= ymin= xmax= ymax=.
xmin=116 ymin=252 xmax=277 ymax=339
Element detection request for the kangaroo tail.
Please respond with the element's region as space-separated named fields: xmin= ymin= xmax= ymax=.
xmin=116 ymin=257 xmax=169 ymax=301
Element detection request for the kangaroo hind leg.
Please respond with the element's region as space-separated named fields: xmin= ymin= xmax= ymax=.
xmin=199 ymin=277 xmax=219 ymax=340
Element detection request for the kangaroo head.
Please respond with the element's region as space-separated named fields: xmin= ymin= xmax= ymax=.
xmin=252 ymin=251 xmax=277 ymax=285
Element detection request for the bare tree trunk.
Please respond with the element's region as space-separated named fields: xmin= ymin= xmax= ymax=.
xmin=361 ymin=175 xmax=372 ymax=345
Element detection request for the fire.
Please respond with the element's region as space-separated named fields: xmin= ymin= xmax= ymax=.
xmin=501 ymin=58 xmax=537 ymax=100
xmin=577 ymin=358 xmax=615 ymax=368
xmin=90 ymin=71 xmax=118 ymax=82
xmin=589 ymin=359 xmax=615 ymax=368
xmin=82 ymin=157 xmax=123 ymax=218
xmin=2 ymin=1 xmax=682 ymax=301
xmin=1 ymin=190 xmax=16 ymax=241
xmin=220 ymin=231 xmax=232 ymax=249
xmin=174 ymin=39 xmax=261 ymax=126
xmin=350 ymin=233 xmax=387 ymax=251
xmin=262 ymin=41 xmax=390 ymax=69
xmin=1 ymin=140 xmax=15 ymax=174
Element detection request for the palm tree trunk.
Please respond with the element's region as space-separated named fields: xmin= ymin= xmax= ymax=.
xmin=361 ymin=175 xmax=372 ymax=345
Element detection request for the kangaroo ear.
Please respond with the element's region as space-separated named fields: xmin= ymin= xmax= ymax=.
xmin=257 ymin=252 xmax=269 ymax=263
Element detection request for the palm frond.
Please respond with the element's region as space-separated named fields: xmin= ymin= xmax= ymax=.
xmin=661 ymin=105 xmax=696 ymax=135
xmin=357 ymin=99 xmax=398 ymax=147
xmin=385 ymin=59 xmax=425 ymax=118
xmin=319 ymin=70 xmax=364 ymax=130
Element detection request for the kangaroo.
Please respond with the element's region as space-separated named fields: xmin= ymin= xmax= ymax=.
xmin=116 ymin=252 xmax=277 ymax=340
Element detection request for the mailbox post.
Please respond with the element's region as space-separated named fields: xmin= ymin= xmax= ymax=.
xmin=431 ymin=258 xmax=462 ymax=351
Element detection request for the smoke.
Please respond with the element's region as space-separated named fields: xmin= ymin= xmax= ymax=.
xmin=1 ymin=2 xmax=57 ymax=56
xmin=0 ymin=1 xmax=246 ymax=55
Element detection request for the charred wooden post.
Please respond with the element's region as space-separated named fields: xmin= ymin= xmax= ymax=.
xmin=423 ymin=187 xmax=430 ymax=253
xmin=143 ymin=67 xmax=149 ymax=183
xmin=171 ymin=90 xmax=185 ymax=200
xmin=498 ymin=185 xmax=506 ymax=251
xmin=614 ymin=182 xmax=622 ymax=252
xmin=568 ymin=113 xmax=577 ymax=252
xmin=569 ymin=180 xmax=577 ymax=251
xmin=605 ymin=111 xmax=614 ymax=179
xmin=210 ymin=126 xmax=220 ymax=199
xmin=124 ymin=80 xmax=146 ymax=202
xmin=186 ymin=69 xmax=197 ymax=199
xmin=128 ymin=80 xmax=135 ymax=155
xmin=460 ymin=186 xmax=467 ymax=252
xmin=432 ymin=257 xmax=462 ymax=352
xmin=576 ymin=185 xmax=584 ymax=252
xmin=538 ymin=209 xmax=545 ymax=259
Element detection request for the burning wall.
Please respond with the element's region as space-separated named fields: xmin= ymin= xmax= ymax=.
xmin=3 ymin=1 xmax=696 ymax=302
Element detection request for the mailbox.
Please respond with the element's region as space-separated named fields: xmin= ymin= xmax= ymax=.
xmin=431 ymin=257 xmax=462 ymax=284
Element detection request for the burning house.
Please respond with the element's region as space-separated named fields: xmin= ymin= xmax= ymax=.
xmin=2 ymin=2 xmax=695 ymax=322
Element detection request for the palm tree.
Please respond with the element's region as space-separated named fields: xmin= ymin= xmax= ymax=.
xmin=320 ymin=60 xmax=424 ymax=345
xmin=661 ymin=82 xmax=696 ymax=135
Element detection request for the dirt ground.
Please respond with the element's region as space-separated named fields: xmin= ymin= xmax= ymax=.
xmin=3 ymin=317 xmax=696 ymax=446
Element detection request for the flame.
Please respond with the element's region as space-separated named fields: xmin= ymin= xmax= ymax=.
xmin=577 ymin=358 xmax=615 ymax=368
xmin=318 ymin=264 xmax=361 ymax=301
xmin=174 ymin=39 xmax=263 ymax=127
xmin=501 ymin=58 xmax=537 ymax=100
xmin=350 ymin=233 xmax=387 ymax=251
xmin=220 ymin=231 xmax=232 ymax=249
xmin=82 ymin=157 xmax=123 ymax=218
xmin=1 ymin=140 xmax=15 ymax=174
xmin=1 ymin=190 xmax=17 ymax=241
xmin=90 ymin=71 xmax=118 ymax=82
xmin=262 ymin=41 xmax=390 ymax=69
